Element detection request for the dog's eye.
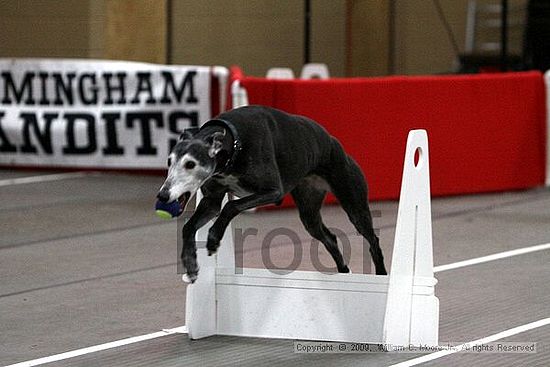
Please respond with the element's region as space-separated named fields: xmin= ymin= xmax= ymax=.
xmin=167 ymin=157 xmax=172 ymax=167
xmin=184 ymin=161 xmax=196 ymax=170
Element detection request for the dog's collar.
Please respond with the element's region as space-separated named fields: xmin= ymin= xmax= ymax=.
xmin=201 ymin=118 xmax=242 ymax=172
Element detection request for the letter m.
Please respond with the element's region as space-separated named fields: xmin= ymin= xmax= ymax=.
xmin=1 ymin=72 xmax=36 ymax=104
xmin=160 ymin=71 xmax=198 ymax=104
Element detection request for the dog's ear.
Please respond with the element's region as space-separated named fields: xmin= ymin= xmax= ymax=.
xmin=208 ymin=131 xmax=225 ymax=158
xmin=180 ymin=127 xmax=199 ymax=141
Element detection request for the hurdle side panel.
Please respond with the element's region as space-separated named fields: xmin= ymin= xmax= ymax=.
xmin=383 ymin=130 xmax=438 ymax=347
xmin=186 ymin=193 xmax=235 ymax=339
xmin=185 ymin=249 xmax=216 ymax=339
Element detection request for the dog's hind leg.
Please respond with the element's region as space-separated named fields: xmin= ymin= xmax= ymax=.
xmin=324 ymin=143 xmax=387 ymax=275
xmin=291 ymin=179 xmax=349 ymax=273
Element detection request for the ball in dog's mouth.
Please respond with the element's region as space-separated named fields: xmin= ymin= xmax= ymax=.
xmin=178 ymin=192 xmax=191 ymax=211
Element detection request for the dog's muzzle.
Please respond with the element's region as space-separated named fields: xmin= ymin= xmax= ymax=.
xmin=157 ymin=189 xmax=171 ymax=203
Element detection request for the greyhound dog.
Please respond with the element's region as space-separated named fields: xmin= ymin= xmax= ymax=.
xmin=157 ymin=105 xmax=387 ymax=282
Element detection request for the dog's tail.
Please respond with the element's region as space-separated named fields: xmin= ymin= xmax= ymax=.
xmin=325 ymin=138 xmax=371 ymax=216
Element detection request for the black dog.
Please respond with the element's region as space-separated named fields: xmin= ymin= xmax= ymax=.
xmin=157 ymin=105 xmax=387 ymax=282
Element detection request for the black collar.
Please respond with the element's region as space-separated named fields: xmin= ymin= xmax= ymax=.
xmin=201 ymin=118 xmax=242 ymax=172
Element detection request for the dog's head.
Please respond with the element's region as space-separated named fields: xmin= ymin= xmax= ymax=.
xmin=156 ymin=128 xmax=225 ymax=209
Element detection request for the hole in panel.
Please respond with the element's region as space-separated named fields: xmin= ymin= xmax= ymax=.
xmin=414 ymin=147 xmax=423 ymax=169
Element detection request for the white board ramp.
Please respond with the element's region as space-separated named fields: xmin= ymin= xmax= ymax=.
xmin=186 ymin=129 xmax=438 ymax=347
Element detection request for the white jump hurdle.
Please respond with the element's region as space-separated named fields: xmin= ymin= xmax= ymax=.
xmin=185 ymin=130 xmax=439 ymax=347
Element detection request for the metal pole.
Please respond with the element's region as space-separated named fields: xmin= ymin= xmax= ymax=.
xmin=500 ymin=0 xmax=508 ymax=71
xmin=166 ymin=0 xmax=173 ymax=64
xmin=345 ymin=0 xmax=353 ymax=76
xmin=388 ymin=0 xmax=396 ymax=74
xmin=304 ymin=0 xmax=311 ymax=65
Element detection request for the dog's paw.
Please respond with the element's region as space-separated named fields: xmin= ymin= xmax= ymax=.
xmin=207 ymin=247 xmax=218 ymax=256
xmin=182 ymin=272 xmax=198 ymax=283
xmin=339 ymin=265 xmax=351 ymax=273
xmin=206 ymin=233 xmax=221 ymax=256
xmin=181 ymin=253 xmax=199 ymax=282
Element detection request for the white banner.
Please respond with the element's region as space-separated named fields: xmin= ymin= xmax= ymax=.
xmin=0 ymin=58 xmax=228 ymax=169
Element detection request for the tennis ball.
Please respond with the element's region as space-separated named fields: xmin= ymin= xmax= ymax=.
xmin=155 ymin=200 xmax=183 ymax=219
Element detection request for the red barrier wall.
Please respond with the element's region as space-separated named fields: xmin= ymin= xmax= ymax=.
xmin=236 ymin=71 xmax=546 ymax=203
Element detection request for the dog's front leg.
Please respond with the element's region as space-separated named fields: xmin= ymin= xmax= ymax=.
xmin=206 ymin=190 xmax=282 ymax=255
xmin=181 ymin=194 xmax=223 ymax=282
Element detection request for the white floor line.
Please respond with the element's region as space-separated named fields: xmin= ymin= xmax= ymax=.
xmin=0 ymin=172 xmax=93 ymax=187
xmin=3 ymin=326 xmax=187 ymax=367
xmin=433 ymin=242 xmax=550 ymax=273
xmin=387 ymin=317 xmax=550 ymax=367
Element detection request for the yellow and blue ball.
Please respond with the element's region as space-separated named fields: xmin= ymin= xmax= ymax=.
xmin=155 ymin=200 xmax=183 ymax=219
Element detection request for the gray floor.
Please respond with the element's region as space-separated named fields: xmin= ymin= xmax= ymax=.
xmin=1 ymin=170 xmax=549 ymax=366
